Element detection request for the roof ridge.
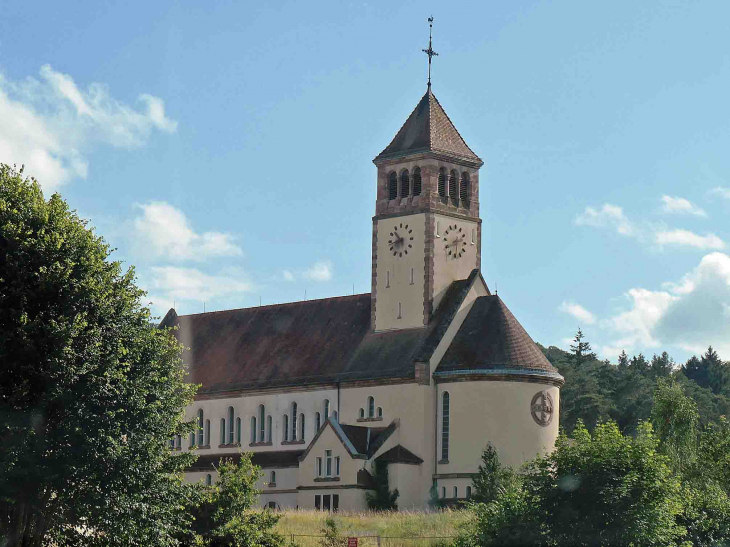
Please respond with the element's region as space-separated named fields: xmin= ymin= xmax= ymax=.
xmin=176 ymin=292 xmax=371 ymax=319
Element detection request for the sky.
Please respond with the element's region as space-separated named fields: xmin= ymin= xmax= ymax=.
xmin=1 ymin=0 xmax=729 ymax=364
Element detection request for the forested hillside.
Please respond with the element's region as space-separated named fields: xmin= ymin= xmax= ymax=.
xmin=540 ymin=331 xmax=730 ymax=434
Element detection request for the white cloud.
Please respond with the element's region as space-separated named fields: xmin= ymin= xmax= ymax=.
xmin=303 ymin=260 xmax=333 ymax=282
xmin=710 ymin=187 xmax=730 ymax=200
xmin=654 ymin=229 xmax=725 ymax=250
xmin=574 ymin=204 xmax=635 ymax=236
xmin=558 ymin=301 xmax=597 ymax=325
xmin=602 ymin=253 xmax=730 ymax=357
xmin=282 ymin=270 xmax=295 ymax=282
xmin=132 ymin=201 xmax=242 ymax=261
xmin=0 ymin=64 xmax=176 ymax=193
xmin=147 ymin=266 xmax=252 ymax=305
xmin=660 ymin=195 xmax=707 ymax=217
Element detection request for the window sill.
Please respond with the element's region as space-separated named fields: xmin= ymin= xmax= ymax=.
xmin=438 ymin=459 xmax=449 ymax=465
xmin=314 ymin=477 xmax=341 ymax=483
xmin=268 ymin=483 xmax=276 ymax=488
xmin=196 ymin=445 xmax=211 ymax=450
xmin=357 ymin=417 xmax=383 ymax=423
xmin=249 ymin=441 xmax=273 ymax=447
xmin=281 ymin=440 xmax=306 ymax=446
xmin=217 ymin=443 xmax=240 ymax=449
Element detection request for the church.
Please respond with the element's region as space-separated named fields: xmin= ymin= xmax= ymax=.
xmin=160 ymin=73 xmax=564 ymax=511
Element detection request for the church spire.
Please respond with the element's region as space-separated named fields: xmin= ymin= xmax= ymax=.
xmin=422 ymin=17 xmax=438 ymax=89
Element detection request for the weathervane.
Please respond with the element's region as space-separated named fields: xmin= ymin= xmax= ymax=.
xmin=422 ymin=16 xmax=438 ymax=89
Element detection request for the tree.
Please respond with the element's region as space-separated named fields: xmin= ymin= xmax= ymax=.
xmin=617 ymin=350 xmax=629 ymax=372
xmin=568 ymin=328 xmax=596 ymax=367
xmin=456 ymin=421 xmax=685 ymax=546
xmin=471 ymin=444 xmax=515 ymax=505
xmin=0 ymin=165 xmax=198 ymax=546
xmin=651 ymin=378 xmax=699 ymax=474
xmin=365 ymin=461 xmax=399 ymax=511
xmin=185 ymin=455 xmax=285 ymax=547
xmin=318 ymin=518 xmax=346 ymax=547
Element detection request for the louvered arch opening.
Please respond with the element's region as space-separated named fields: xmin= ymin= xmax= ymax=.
xmin=388 ymin=171 xmax=398 ymax=200
xmin=449 ymin=170 xmax=458 ymax=203
xmin=438 ymin=168 xmax=446 ymax=197
xmin=400 ymin=169 xmax=410 ymax=197
xmin=460 ymin=172 xmax=470 ymax=203
xmin=413 ymin=167 xmax=422 ymax=196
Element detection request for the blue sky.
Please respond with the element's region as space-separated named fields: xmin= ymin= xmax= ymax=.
xmin=2 ymin=0 xmax=730 ymax=363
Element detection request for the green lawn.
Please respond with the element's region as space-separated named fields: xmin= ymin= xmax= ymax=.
xmin=274 ymin=509 xmax=468 ymax=547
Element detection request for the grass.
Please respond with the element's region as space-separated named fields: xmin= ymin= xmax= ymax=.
xmin=274 ymin=509 xmax=468 ymax=547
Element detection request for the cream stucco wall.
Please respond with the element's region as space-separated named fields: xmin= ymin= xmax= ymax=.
xmin=432 ymin=213 xmax=480 ymax=312
xmin=375 ymin=212 xmax=427 ymax=331
xmin=436 ymin=381 xmax=560 ymax=472
xmin=298 ymin=426 xmax=365 ymax=488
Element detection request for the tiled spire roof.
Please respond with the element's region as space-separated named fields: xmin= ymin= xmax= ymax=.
xmin=374 ymin=88 xmax=482 ymax=165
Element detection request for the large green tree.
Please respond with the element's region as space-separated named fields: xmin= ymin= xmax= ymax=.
xmin=0 ymin=165 xmax=198 ymax=546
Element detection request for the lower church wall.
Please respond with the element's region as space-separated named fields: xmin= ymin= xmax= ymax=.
xmin=296 ymin=488 xmax=369 ymax=511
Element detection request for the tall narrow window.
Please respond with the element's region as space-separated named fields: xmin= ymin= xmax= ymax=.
xmin=410 ymin=267 xmax=414 ymax=285
xmin=283 ymin=415 xmax=289 ymax=442
xmin=291 ymin=403 xmax=298 ymax=441
xmin=397 ymin=302 xmax=402 ymax=319
xmin=206 ymin=474 xmax=212 ymax=486
xmin=466 ymin=486 xmax=472 ymax=499
xmin=259 ymin=405 xmax=265 ymax=442
xmin=400 ymin=169 xmax=410 ymax=197
xmin=453 ymin=486 xmax=458 ymax=499
xmin=204 ymin=419 xmax=210 ymax=446
xmin=442 ymin=486 xmax=446 ymax=499
xmin=471 ymin=228 xmax=476 ymax=244
xmin=460 ymin=172 xmax=470 ymax=203
xmin=189 ymin=431 xmax=195 ymax=448
xmin=413 ymin=167 xmax=422 ymax=196
xmin=441 ymin=392 xmax=450 ymax=461
xmin=388 ymin=171 xmax=398 ymax=200
xmin=270 ymin=471 xmax=276 ymax=485
xmin=236 ymin=417 xmax=241 ymax=444
xmin=315 ymin=412 xmax=321 ymax=431
xmin=176 ymin=435 xmax=181 ymax=449
xmin=359 ymin=408 xmax=365 ymax=419
xmin=368 ymin=396 xmax=375 ymax=418
xmin=250 ymin=417 xmax=256 ymax=443
xmin=449 ymin=170 xmax=458 ymax=202
xmin=219 ymin=418 xmax=225 ymax=445
xmin=332 ymin=411 xmax=338 ymax=422
xmin=325 ymin=450 xmax=332 ymax=477
xmin=267 ymin=416 xmax=272 ymax=443
xmin=169 ymin=436 xmax=175 ymax=449
xmin=335 ymin=456 xmax=340 ymax=476
xmin=197 ymin=409 xmax=204 ymax=446
xmin=386 ymin=270 xmax=390 ymax=288
xmin=300 ymin=413 xmax=305 ymax=441
xmin=227 ymin=406 xmax=234 ymax=445
xmin=316 ymin=457 xmax=322 ymax=477
xmin=438 ymin=168 xmax=446 ymax=197
xmin=323 ymin=399 xmax=330 ymax=419
xmin=377 ymin=407 xmax=383 ymax=418
xmin=436 ymin=220 xmax=440 ymax=237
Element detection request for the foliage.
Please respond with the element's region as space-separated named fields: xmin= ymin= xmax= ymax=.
xmin=0 ymin=164 xmax=199 ymax=546
xmin=568 ymin=328 xmax=596 ymax=367
xmin=365 ymin=461 xmax=399 ymax=511
xmin=651 ymin=378 xmax=699 ymax=474
xmin=456 ymin=421 xmax=685 ymax=546
xmin=318 ymin=518 xmax=345 ymax=547
xmin=185 ymin=454 xmax=285 ymax=547
xmin=470 ymin=444 xmax=516 ymax=505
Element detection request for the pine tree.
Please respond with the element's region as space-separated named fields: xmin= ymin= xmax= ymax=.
xmin=569 ymin=329 xmax=597 ymax=367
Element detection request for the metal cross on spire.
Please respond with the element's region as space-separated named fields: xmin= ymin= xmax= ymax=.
xmin=422 ymin=16 xmax=438 ymax=89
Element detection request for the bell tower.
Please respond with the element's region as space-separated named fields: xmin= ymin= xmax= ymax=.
xmin=370 ymin=86 xmax=484 ymax=332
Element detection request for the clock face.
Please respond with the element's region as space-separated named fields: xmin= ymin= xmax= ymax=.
xmin=388 ymin=222 xmax=415 ymax=258
xmin=443 ymin=224 xmax=467 ymax=259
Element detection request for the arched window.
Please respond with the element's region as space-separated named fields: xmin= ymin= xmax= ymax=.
xmin=219 ymin=418 xmax=225 ymax=445
xmin=466 ymin=486 xmax=472 ymax=499
xmin=388 ymin=171 xmax=398 ymax=200
xmin=400 ymin=169 xmax=410 ymax=197
xmin=449 ymin=170 xmax=458 ymax=202
xmin=413 ymin=167 xmax=422 ymax=196
xmin=438 ymin=168 xmax=446 ymax=197
xmin=259 ymin=405 xmax=265 ymax=442
xmin=206 ymin=474 xmax=212 ymax=486
xmin=453 ymin=486 xmax=458 ymax=498
xmin=283 ymin=414 xmax=289 ymax=442
xmin=359 ymin=408 xmax=364 ymax=419
xmin=236 ymin=417 xmax=241 ymax=444
xmin=460 ymin=172 xmax=470 ymax=203
xmin=291 ymin=402 xmax=298 ymax=441
xmin=367 ymin=396 xmax=375 ymax=418
xmin=227 ymin=406 xmax=234 ymax=444
xmin=441 ymin=392 xmax=450 ymax=461
xmin=315 ymin=412 xmax=321 ymax=431
xmin=204 ymin=419 xmax=210 ymax=446
xmin=267 ymin=416 xmax=272 ymax=443
xmin=270 ymin=471 xmax=276 ymax=485
xmin=323 ymin=399 xmax=330 ymax=419
xmin=300 ymin=413 xmax=305 ymax=441
xmin=250 ymin=417 xmax=256 ymax=444
xmin=332 ymin=411 xmax=338 ymax=423
xmin=377 ymin=407 xmax=383 ymax=418
xmin=197 ymin=409 xmax=204 ymax=446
